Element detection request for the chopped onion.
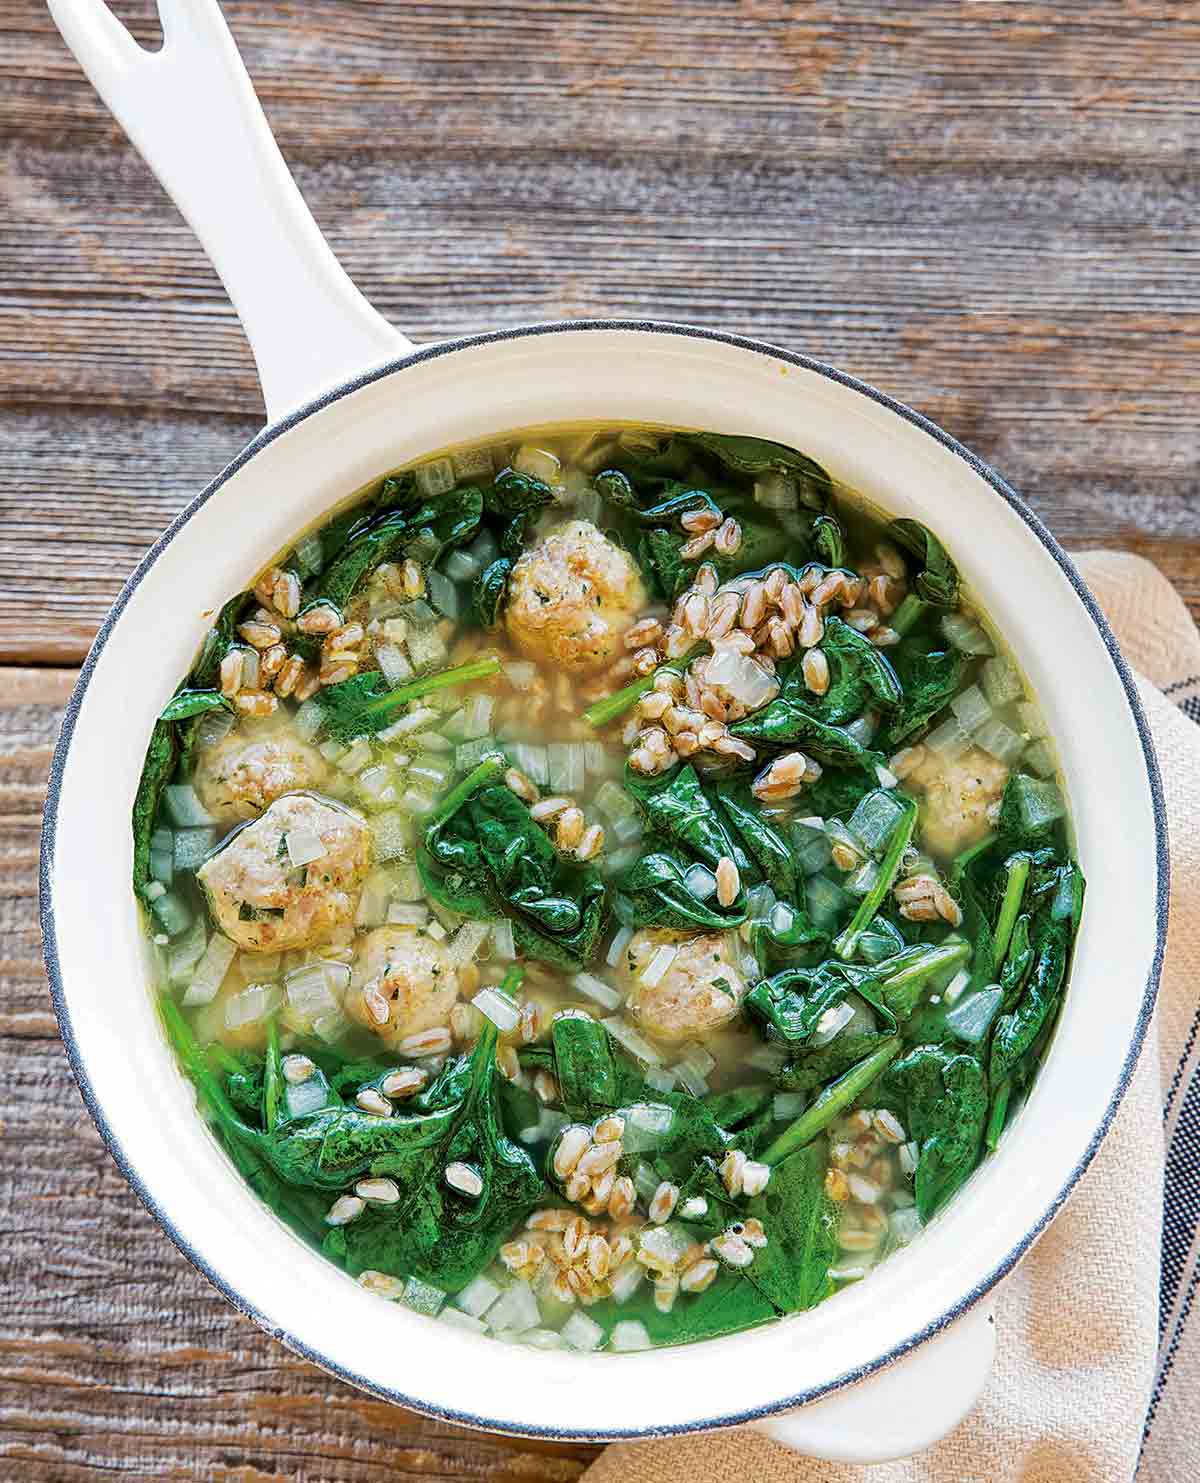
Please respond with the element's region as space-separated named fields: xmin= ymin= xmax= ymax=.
xmin=443 ymin=549 xmax=482 ymax=583
xmin=513 ymin=444 xmax=561 ymax=484
xmin=285 ymin=828 xmax=327 ymax=869
xmin=1023 ymin=738 xmax=1057 ymax=778
xmin=744 ymin=882 xmax=777 ymax=922
xmin=163 ymin=783 xmax=214 ymax=828
xmin=946 ymin=985 xmax=1003 ymax=1045
xmin=182 ymin=932 xmax=236 ymax=1006
xmin=376 ymin=643 xmax=413 ymax=687
xmin=610 ymin=1320 xmax=653 ymax=1353
xmin=1010 ymin=774 xmax=1065 ymax=832
xmin=194 ymin=706 xmax=235 ymax=750
xmin=773 ymin=1092 xmax=806 ymax=1121
xmin=643 ymin=1066 xmax=678 ymax=1093
xmin=318 ymin=738 xmax=347 ymax=763
xmin=387 ymin=901 xmax=429 ymax=927
xmin=294 ymin=698 xmax=325 ymax=740
xmin=399 ymin=787 xmax=437 ymax=817
xmin=491 ymin=918 xmax=516 ymax=961
xmin=502 ymin=659 xmax=538 ymax=691
xmin=609 ymin=1261 xmax=645 ymax=1305
xmin=426 ymin=568 xmax=460 ymax=620
xmin=848 ymin=789 xmax=905 ymax=856
xmin=846 ymin=860 xmax=880 ymax=898
xmin=603 ymin=844 xmax=642 ymax=877
xmin=672 ymin=1060 xmax=709 ymax=1097
xmin=414 ymin=457 xmax=455 ymax=498
xmin=356 ymin=764 xmax=396 ymax=806
xmin=1016 ymin=701 xmax=1044 ymax=739
xmin=638 ymin=944 xmax=677 ymax=988
xmin=240 ymin=648 xmax=260 ymax=690
xmin=400 ymin=597 xmax=437 ymax=629
xmin=173 ymin=827 xmax=216 ymax=873
xmin=942 ymin=611 xmax=994 ymax=656
xmin=448 ymin=921 xmax=491 ymax=968
xmin=560 ymin=1311 xmax=605 ymax=1352
xmin=372 ymin=809 xmax=415 ymax=861
xmin=844 ymin=713 xmax=877 ymax=748
xmin=890 ymin=1207 xmax=923 ymax=1247
xmin=440 ymin=1308 xmax=487 ymax=1336
xmin=573 ymin=487 xmax=603 ymax=524
xmin=284 ymin=962 xmax=339 ymax=1023
xmin=455 ymin=1273 xmax=502 ymax=1319
xmin=950 ymin=684 xmax=992 ymax=735
xmin=473 ymin=987 xmax=520 ymax=1033
xmin=508 ymin=741 xmax=549 ymax=785
xmin=402 ymin=1277 xmax=447 ymax=1317
xmin=704 ymin=649 xmax=778 ymax=711
xmin=452 ymin=444 xmax=496 ymax=483
xmin=975 ymin=715 xmax=1025 ymax=766
xmin=624 ymin=1103 xmax=675 ymax=1148
xmin=606 ymin=924 xmax=634 ymax=969
xmin=356 ymin=867 xmax=393 ymax=928
xmin=683 ymin=863 xmax=717 ymax=900
xmin=981 ymin=655 xmax=1023 ymax=707
xmin=378 ymin=705 xmax=440 ymax=742
xmin=805 ymin=874 xmax=847 ymax=931
xmin=224 ymin=982 xmax=282 ymax=1031
xmin=548 ymin=742 xmax=586 ymax=793
xmin=407 ymin=625 xmax=447 ymax=672
xmin=460 ymin=694 xmax=495 ymax=741
xmin=632 ymin=1160 xmax=661 ymax=1202
xmin=167 ymin=917 xmax=207 ymax=985
xmin=753 ymin=473 xmax=799 ymax=510
xmin=456 ymin=738 xmax=496 ymax=772
xmin=925 ymin=715 xmax=971 ymax=760
xmin=679 ymin=1042 xmax=716 ymax=1078
xmin=487 ymin=1280 xmax=539 ymax=1335
xmin=572 ymin=971 xmax=623 ymax=1011
xmin=601 ymin=1016 xmax=663 ymax=1066
xmin=747 ymin=1043 xmax=788 ymax=1072
xmin=841 ymin=994 xmax=877 ymax=1037
xmin=313 ymin=1008 xmax=351 ymax=1043
xmin=612 ymin=812 xmax=643 ymax=846
xmin=408 ymin=759 xmax=452 ymax=791
xmin=286 ymin=1076 xmax=330 ymax=1119
xmin=942 ymin=968 xmax=971 ymax=1006
xmin=811 ymin=1000 xmax=856 ymax=1047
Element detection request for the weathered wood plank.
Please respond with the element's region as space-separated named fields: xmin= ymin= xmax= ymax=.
xmin=0 ymin=670 xmax=595 ymax=1481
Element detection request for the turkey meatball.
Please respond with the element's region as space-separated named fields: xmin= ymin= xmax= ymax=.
xmin=197 ymin=793 xmax=370 ymax=952
xmin=623 ymin=929 xmax=747 ymax=1043
xmin=194 ymin=730 xmax=328 ymax=824
xmin=904 ymin=744 xmax=1009 ymax=859
xmin=504 ymin=519 xmax=646 ymax=673
xmin=350 ymin=926 xmax=460 ymax=1042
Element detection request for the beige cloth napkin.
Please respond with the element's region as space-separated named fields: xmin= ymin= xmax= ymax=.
xmin=588 ymin=552 xmax=1200 ymax=1483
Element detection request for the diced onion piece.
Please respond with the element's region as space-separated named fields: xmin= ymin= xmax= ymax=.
xmin=487 ymin=1281 xmax=540 ymax=1335
xmin=337 ymin=738 xmax=373 ymax=775
xmin=491 ymin=918 xmax=516 ymax=961
xmin=811 ymin=1000 xmax=856 ymax=1047
xmin=941 ymin=612 xmax=995 ymax=656
xmin=452 ymin=444 xmax=496 ymax=483
xmin=284 ymin=962 xmax=339 ymax=1023
xmin=473 ymin=987 xmax=520 ymax=1033
xmin=744 ymin=882 xmax=777 ymax=922
xmin=610 ymin=1319 xmax=653 ymax=1352
xmin=1010 ymin=774 xmax=1066 ymax=833
xmin=443 ymin=549 xmax=482 ymax=583
xmin=593 ymin=778 xmax=639 ymax=822
xmin=791 ymin=822 xmax=831 ymax=877
xmin=746 ymin=1043 xmax=788 ymax=1072
xmin=603 ymin=844 xmax=642 ymax=877
xmin=890 ymin=1207 xmax=923 ymax=1247
xmin=379 ymin=706 xmax=440 ymax=740
xmin=643 ymin=1066 xmax=678 ymax=1093
xmin=805 ymin=874 xmax=847 ymax=932
xmin=293 ymin=530 xmax=323 ymax=575
xmin=448 ymin=921 xmax=491 ymax=967
xmin=638 ymin=944 xmax=677 ymax=988
xmin=356 ymin=867 xmax=393 ymax=929
xmin=601 ymin=1017 xmax=663 ymax=1066
xmin=409 ymin=759 xmax=453 ymax=791
xmin=753 ymin=473 xmax=799 ymax=510
xmin=240 ymin=649 xmax=260 ymax=690
xmin=605 ymin=924 xmax=634 ymax=969
xmin=224 ymin=982 xmax=282 ymax=1031
xmin=318 ymin=738 xmax=346 ymax=763
xmin=925 ymin=715 xmax=971 ymax=760
xmin=841 ymin=994 xmax=877 ymax=1037
xmin=1023 ymin=738 xmax=1057 ymax=778
xmin=163 ymin=783 xmax=214 ymax=827
xmin=195 ymin=707 xmax=235 ymax=750
xmin=981 ymin=655 xmax=1023 ymax=707
xmin=372 ymin=809 xmax=415 ymax=861
xmin=167 ymin=917 xmax=208 ymax=986
xmin=773 ymin=1092 xmax=806 ymax=1120
xmin=846 ymin=860 xmax=880 ymax=897
xmin=285 ymin=828 xmax=327 ymax=869
xmin=387 ymin=901 xmax=429 ymax=927
xmin=548 ymin=742 xmax=586 ymax=793
xmin=875 ymin=763 xmax=899 ymax=790
xmin=671 ymin=1060 xmax=709 ymax=1097
xmin=573 ymin=487 xmax=603 ymax=524
xmin=440 ymin=1308 xmax=486 ymax=1336
xmin=288 ymin=697 xmax=321 ymax=741
xmin=679 ymin=1042 xmax=716 ymax=1078
xmin=414 ymin=457 xmax=455 ymax=498
xmin=949 ymin=684 xmax=992 ymax=735
xmin=150 ymin=889 xmax=193 ymax=938
xmin=426 ymin=568 xmax=460 ymax=620
xmin=509 ymin=741 xmax=549 ymax=785
xmin=683 ymin=863 xmax=717 ymax=900
xmin=946 ymin=985 xmax=1004 ymax=1045
xmin=173 ymin=827 xmax=217 ymax=872
xmin=560 ymin=1311 xmax=605 ymax=1353
xmin=376 ymin=643 xmax=413 ymax=687
xmin=455 ymin=1273 xmax=502 ymax=1319
xmin=572 ymin=971 xmax=623 ymax=1011
xmin=612 ymin=812 xmax=643 ymax=846
xmin=407 ymin=625 xmax=448 ymax=672
xmin=974 ymin=715 xmax=1025 ymax=766
xmin=624 ymin=1102 xmax=675 ymax=1149
xmin=633 ymin=1161 xmax=660 ymax=1202
xmin=461 ymin=694 xmax=495 ymax=740
xmin=609 ymin=1261 xmax=645 ymax=1305
xmin=456 ymin=738 xmax=496 ymax=772
xmin=402 ymin=1277 xmax=447 ymax=1317
xmin=286 ymin=1077 xmax=330 ymax=1118
xmin=313 ymin=1008 xmax=351 ymax=1043
xmin=502 ymin=659 xmax=538 ymax=691
xmin=182 ymin=932 xmax=236 ymax=1007
xmin=399 ymin=787 xmax=437 ymax=817
xmin=513 ymin=444 xmax=561 ymax=484
xmin=847 ymin=788 xmax=905 ymax=856
xmin=1016 ymin=701 xmax=1044 ymax=739
xmin=943 ymin=968 xmax=972 ymax=1006
xmin=356 ymin=764 xmax=396 ymax=806
xmin=704 ymin=648 xmax=778 ymax=710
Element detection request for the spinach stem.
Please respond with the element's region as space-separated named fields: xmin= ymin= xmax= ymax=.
xmin=159 ymin=995 xmax=242 ymax=1128
xmin=991 ymin=854 xmax=1032 ymax=975
xmin=762 ymin=1037 xmax=902 ymax=1164
xmin=583 ymin=644 xmax=709 ymax=728
xmin=950 ymin=830 xmax=996 ymax=887
xmin=890 ymin=593 xmax=928 ymax=637
xmin=832 ymin=798 xmax=918 ymax=961
xmin=263 ymin=1018 xmax=283 ymax=1132
xmin=428 ymin=753 xmax=506 ymax=828
xmin=985 ymin=1078 xmax=1011 ymax=1151
xmin=362 ymin=654 xmax=502 ymax=720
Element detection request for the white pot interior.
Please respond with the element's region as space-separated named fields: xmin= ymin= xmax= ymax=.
xmin=45 ymin=327 xmax=1162 ymax=1438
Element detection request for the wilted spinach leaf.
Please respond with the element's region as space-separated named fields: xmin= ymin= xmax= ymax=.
xmin=886 ymin=1043 xmax=987 ymax=1221
xmin=887 ymin=519 xmax=959 ymax=608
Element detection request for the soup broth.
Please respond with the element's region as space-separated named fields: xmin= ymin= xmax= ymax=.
xmin=137 ymin=423 xmax=1082 ymax=1354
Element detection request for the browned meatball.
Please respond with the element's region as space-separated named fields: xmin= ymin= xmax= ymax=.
xmin=623 ymin=929 xmax=747 ymax=1043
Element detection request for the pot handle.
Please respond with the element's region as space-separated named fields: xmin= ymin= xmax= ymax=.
xmin=757 ymin=1300 xmax=996 ymax=1465
xmin=46 ymin=0 xmax=412 ymax=422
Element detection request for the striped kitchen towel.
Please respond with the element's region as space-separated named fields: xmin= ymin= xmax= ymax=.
xmin=589 ymin=551 xmax=1199 ymax=1483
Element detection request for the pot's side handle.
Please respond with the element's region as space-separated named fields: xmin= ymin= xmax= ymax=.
xmin=757 ymin=1301 xmax=996 ymax=1465
xmin=47 ymin=0 xmax=413 ymax=422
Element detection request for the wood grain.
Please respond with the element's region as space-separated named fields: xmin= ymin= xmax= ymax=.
xmin=2 ymin=0 xmax=1197 ymax=1476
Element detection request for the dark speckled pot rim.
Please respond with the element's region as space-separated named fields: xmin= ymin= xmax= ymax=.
xmin=39 ymin=320 xmax=1170 ymax=1443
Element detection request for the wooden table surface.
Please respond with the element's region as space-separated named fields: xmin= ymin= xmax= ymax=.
xmin=2 ymin=1 xmax=1197 ymax=1477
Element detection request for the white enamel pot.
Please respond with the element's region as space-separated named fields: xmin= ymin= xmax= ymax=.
xmin=42 ymin=0 xmax=1167 ymax=1464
